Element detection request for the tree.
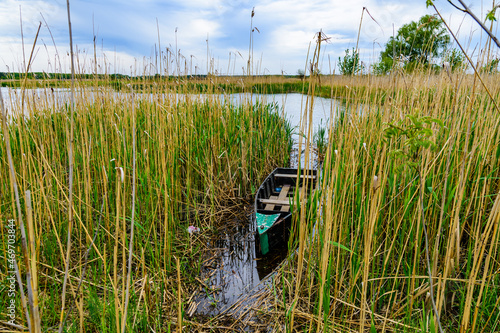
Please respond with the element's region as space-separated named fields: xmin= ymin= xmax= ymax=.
xmin=338 ymin=48 xmax=363 ymax=75
xmin=481 ymin=58 xmax=499 ymax=74
xmin=379 ymin=14 xmax=450 ymax=71
xmin=372 ymin=56 xmax=393 ymax=75
xmin=426 ymin=0 xmax=500 ymax=49
xmin=443 ymin=48 xmax=467 ymax=72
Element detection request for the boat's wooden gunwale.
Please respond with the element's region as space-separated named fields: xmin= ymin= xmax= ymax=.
xmin=274 ymin=173 xmax=316 ymax=180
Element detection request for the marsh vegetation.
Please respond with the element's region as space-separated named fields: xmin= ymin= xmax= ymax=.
xmin=2 ymin=7 xmax=500 ymax=333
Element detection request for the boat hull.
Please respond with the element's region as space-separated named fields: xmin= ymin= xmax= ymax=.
xmin=253 ymin=168 xmax=317 ymax=256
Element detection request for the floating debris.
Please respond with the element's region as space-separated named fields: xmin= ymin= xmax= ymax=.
xmin=188 ymin=226 xmax=200 ymax=234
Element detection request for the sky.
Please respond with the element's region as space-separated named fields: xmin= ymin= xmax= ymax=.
xmin=0 ymin=0 xmax=499 ymax=75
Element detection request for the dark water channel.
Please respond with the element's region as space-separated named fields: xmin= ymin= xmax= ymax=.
xmin=193 ymin=215 xmax=288 ymax=315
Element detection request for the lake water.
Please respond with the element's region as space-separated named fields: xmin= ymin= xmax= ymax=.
xmin=0 ymin=87 xmax=339 ymax=128
xmin=229 ymin=92 xmax=336 ymax=131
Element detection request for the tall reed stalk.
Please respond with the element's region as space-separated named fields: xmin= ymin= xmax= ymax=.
xmin=59 ymin=0 xmax=76 ymax=330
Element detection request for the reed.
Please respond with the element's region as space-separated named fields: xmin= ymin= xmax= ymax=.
xmin=271 ymin=39 xmax=500 ymax=332
xmin=0 ymin=66 xmax=291 ymax=330
xmin=2 ymin=18 xmax=500 ymax=332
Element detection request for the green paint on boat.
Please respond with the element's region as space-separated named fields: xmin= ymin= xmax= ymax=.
xmin=260 ymin=233 xmax=269 ymax=255
xmin=256 ymin=213 xmax=280 ymax=255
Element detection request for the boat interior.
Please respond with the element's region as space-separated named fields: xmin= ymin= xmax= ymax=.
xmin=255 ymin=168 xmax=317 ymax=215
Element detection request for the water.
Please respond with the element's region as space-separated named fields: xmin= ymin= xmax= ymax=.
xmin=0 ymin=87 xmax=340 ymax=131
xmin=192 ymin=215 xmax=288 ymax=316
xmin=229 ymin=92 xmax=337 ymax=132
xmin=0 ymin=86 xmax=72 ymax=113
xmin=228 ymin=93 xmax=344 ymax=170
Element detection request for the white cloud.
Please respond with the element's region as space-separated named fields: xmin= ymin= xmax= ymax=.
xmin=0 ymin=0 xmax=65 ymax=37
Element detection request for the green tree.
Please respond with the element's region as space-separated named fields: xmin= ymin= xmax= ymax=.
xmin=372 ymin=56 xmax=393 ymax=75
xmin=443 ymin=48 xmax=466 ymax=72
xmin=481 ymin=58 xmax=499 ymax=74
xmin=380 ymin=14 xmax=450 ymax=71
xmin=338 ymin=48 xmax=363 ymax=75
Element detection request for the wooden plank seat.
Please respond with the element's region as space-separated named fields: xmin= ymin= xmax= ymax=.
xmin=264 ymin=195 xmax=279 ymax=211
xmin=260 ymin=198 xmax=293 ymax=206
xmin=259 ymin=185 xmax=308 ymax=212
xmin=260 ymin=199 xmax=294 ymax=212
xmin=274 ymin=173 xmax=316 ymax=180
xmin=277 ymin=185 xmax=291 ymax=212
xmin=262 ymin=184 xmax=291 ymax=211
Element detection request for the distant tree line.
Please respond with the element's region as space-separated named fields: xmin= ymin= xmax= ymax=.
xmin=0 ymin=73 xmax=252 ymax=81
xmin=0 ymin=72 xmax=134 ymax=80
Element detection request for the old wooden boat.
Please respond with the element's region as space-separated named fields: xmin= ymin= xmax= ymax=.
xmin=254 ymin=168 xmax=317 ymax=256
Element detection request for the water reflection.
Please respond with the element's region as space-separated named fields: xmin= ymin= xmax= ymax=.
xmin=193 ymin=214 xmax=288 ymax=316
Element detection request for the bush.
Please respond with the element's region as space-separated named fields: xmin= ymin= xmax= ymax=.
xmin=338 ymin=48 xmax=363 ymax=75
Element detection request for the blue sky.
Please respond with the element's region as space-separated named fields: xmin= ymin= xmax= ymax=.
xmin=0 ymin=0 xmax=498 ymax=75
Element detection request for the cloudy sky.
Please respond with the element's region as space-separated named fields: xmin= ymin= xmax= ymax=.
xmin=0 ymin=0 xmax=498 ymax=75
